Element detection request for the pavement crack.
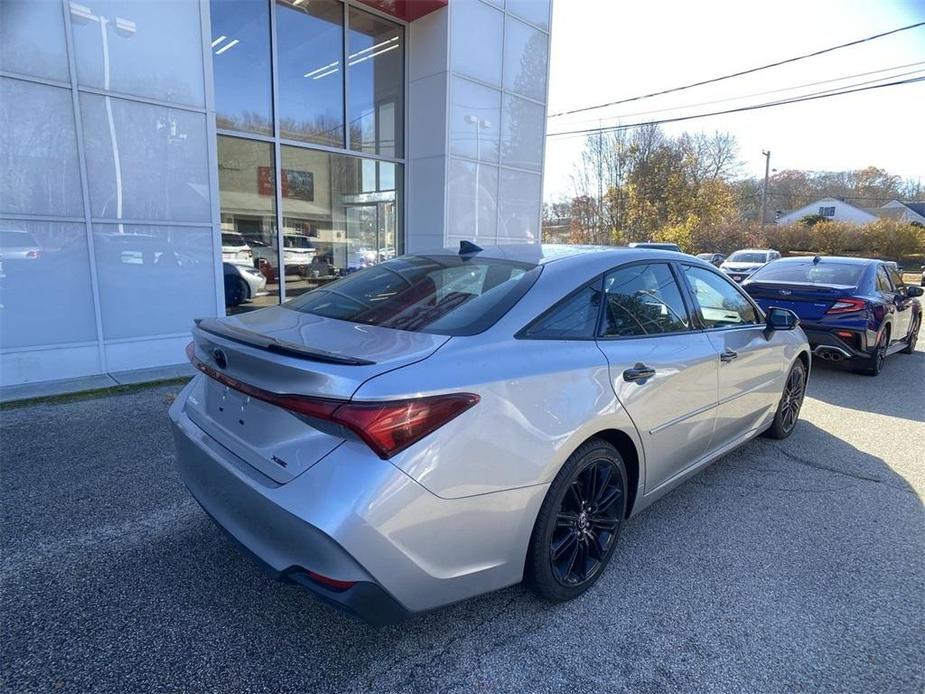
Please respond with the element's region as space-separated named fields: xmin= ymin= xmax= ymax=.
xmin=760 ymin=441 xmax=915 ymax=493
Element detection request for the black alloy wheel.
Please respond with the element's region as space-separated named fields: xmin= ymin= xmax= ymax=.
xmin=901 ymin=315 xmax=920 ymax=354
xmin=526 ymin=439 xmax=627 ymax=601
xmin=778 ymin=364 xmax=805 ymax=434
xmin=550 ymin=459 xmax=624 ymax=586
xmin=763 ymin=360 xmax=807 ymax=440
xmin=862 ymin=329 xmax=888 ymax=376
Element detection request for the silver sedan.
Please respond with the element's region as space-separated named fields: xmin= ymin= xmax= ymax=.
xmin=170 ymin=244 xmax=810 ymax=624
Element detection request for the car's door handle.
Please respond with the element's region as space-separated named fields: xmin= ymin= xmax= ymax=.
xmin=720 ymin=349 xmax=738 ymax=363
xmin=623 ymin=363 xmax=656 ymax=382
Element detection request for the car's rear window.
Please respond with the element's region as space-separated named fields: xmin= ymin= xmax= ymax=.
xmin=748 ymin=261 xmax=865 ymax=287
xmin=221 ymin=233 xmax=246 ymax=246
xmin=728 ymin=251 xmax=768 ymax=263
xmin=286 ymin=255 xmax=541 ymax=336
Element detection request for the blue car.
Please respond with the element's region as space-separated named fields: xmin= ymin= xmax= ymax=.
xmin=743 ymin=256 xmax=922 ymax=376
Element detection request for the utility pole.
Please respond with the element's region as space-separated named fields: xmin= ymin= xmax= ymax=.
xmin=760 ymin=150 xmax=771 ymax=226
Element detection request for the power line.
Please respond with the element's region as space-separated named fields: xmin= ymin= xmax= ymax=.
xmin=546 ymin=75 xmax=925 ymax=139
xmin=547 ymin=21 xmax=925 ymax=118
xmin=559 ymin=61 xmax=925 ymax=127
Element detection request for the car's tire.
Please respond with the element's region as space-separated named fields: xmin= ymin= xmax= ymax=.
xmin=525 ymin=438 xmax=627 ymax=602
xmin=901 ymin=315 xmax=920 ymax=354
xmin=762 ymin=359 xmax=807 ymax=440
xmin=858 ymin=327 xmax=888 ymax=376
xmin=225 ymin=276 xmax=248 ymax=307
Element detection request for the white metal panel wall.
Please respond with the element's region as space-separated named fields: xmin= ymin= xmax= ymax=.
xmin=405 ymin=0 xmax=552 ymax=250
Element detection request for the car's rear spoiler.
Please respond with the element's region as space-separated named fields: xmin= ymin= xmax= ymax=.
xmin=194 ymin=318 xmax=376 ymax=366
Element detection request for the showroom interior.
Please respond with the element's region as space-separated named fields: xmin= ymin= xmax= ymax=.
xmin=0 ymin=0 xmax=552 ymax=392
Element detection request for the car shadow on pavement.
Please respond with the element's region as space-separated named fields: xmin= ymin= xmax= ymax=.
xmin=806 ymin=346 xmax=924 ymax=421
xmin=1 ymin=386 xmax=923 ymax=693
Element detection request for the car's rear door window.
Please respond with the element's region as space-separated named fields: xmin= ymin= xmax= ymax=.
xmin=682 ymin=265 xmax=760 ymax=328
xmin=600 ymin=263 xmax=691 ymax=337
xmin=521 ymin=283 xmax=602 ymax=339
xmin=286 ymin=254 xmax=539 ymax=335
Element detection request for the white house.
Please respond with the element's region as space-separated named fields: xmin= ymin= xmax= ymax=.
xmin=775 ymin=197 xmax=878 ymax=225
xmin=880 ymin=200 xmax=925 ymax=225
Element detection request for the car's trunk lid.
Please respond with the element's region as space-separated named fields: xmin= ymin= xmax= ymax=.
xmin=185 ymin=306 xmax=449 ymax=483
xmin=744 ymin=281 xmax=854 ymax=320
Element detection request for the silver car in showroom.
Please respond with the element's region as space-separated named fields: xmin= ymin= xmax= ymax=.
xmin=170 ymin=244 xmax=810 ymax=624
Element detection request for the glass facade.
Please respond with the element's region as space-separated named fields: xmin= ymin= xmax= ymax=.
xmin=212 ymin=0 xmax=405 ymax=313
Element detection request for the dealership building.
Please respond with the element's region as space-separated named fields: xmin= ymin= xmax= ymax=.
xmin=0 ymin=0 xmax=552 ymax=394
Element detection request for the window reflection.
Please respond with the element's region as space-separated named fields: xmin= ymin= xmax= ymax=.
xmin=276 ymin=0 xmax=345 ymax=147
xmin=280 ymin=147 xmax=401 ymax=299
xmin=80 ymin=94 xmax=210 ymax=222
xmin=70 ymin=0 xmax=205 ymax=107
xmin=93 ymin=224 xmax=215 ymax=339
xmin=211 ymin=0 xmax=273 ymax=135
xmin=217 ymin=136 xmax=279 ymax=314
xmin=0 ymin=220 xmax=97 ymax=349
xmin=348 ymin=8 xmax=403 ymax=157
xmin=0 ymin=79 xmax=83 ymax=218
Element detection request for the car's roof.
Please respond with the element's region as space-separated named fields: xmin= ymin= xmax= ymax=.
xmin=417 ymin=243 xmax=694 ymax=267
xmin=730 ymin=248 xmax=774 ymax=253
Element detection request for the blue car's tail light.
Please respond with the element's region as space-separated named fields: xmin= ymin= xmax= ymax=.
xmin=826 ymin=298 xmax=866 ymax=314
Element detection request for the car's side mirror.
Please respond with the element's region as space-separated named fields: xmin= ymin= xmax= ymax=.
xmin=907 ymin=285 xmax=924 ymax=297
xmin=765 ymin=306 xmax=799 ymax=336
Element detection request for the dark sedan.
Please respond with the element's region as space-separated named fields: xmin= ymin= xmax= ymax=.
xmin=743 ymin=256 xmax=922 ymax=376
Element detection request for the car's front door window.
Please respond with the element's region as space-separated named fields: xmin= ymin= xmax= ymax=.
xmin=682 ymin=265 xmax=760 ymax=328
xmin=600 ymin=263 xmax=691 ymax=337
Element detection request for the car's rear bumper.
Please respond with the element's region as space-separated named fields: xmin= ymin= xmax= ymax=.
xmin=802 ymin=327 xmax=869 ymax=360
xmin=168 ymin=380 xmax=546 ymax=624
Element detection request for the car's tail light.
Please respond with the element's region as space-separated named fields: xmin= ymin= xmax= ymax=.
xmin=826 ymin=298 xmax=866 ymax=314
xmin=25 ymin=250 xmax=40 ymax=259
xmin=186 ymin=342 xmax=478 ymax=459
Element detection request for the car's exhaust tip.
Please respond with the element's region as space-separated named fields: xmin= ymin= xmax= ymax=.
xmin=813 ymin=346 xmax=851 ymax=362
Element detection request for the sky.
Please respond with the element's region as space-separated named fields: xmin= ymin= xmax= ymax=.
xmin=542 ymin=0 xmax=925 ymax=203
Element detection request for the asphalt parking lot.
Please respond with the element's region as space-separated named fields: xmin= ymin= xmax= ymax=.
xmin=2 ymin=345 xmax=923 ymax=693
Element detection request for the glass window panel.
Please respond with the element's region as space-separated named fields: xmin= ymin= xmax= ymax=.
xmin=279 ymin=147 xmax=402 ymax=300
xmin=0 ymin=220 xmax=97 ymax=348
xmin=0 ymin=0 xmax=69 ymax=82
xmin=682 ymin=265 xmax=760 ymax=328
xmin=524 ymin=284 xmax=601 ymax=340
xmin=501 ymin=92 xmax=544 ymax=171
xmin=80 ymin=94 xmax=210 ymax=222
xmin=211 ymin=0 xmax=273 ymax=135
xmin=506 ymin=0 xmax=551 ymax=31
xmin=348 ymin=8 xmax=403 ymax=157
xmin=498 ymin=169 xmax=541 ymax=241
xmin=449 ymin=77 xmax=501 ymax=163
xmin=217 ymin=136 xmax=279 ymax=313
xmin=92 ymin=224 xmax=216 ymax=339
xmin=447 ymin=158 xmax=498 ymax=244
xmin=0 ymin=79 xmax=83 ymax=217
xmin=276 ymin=0 xmax=345 ymax=147
xmin=70 ymin=0 xmax=204 ymax=107
xmin=450 ymin=0 xmax=503 ymax=86
xmin=601 ymin=264 xmax=691 ymax=337
xmin=503 ymin=16 xmax=548 ymax=102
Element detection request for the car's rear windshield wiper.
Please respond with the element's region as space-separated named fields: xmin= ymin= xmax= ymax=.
xmin=194 ymin=318 xmax=375 ymax=366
